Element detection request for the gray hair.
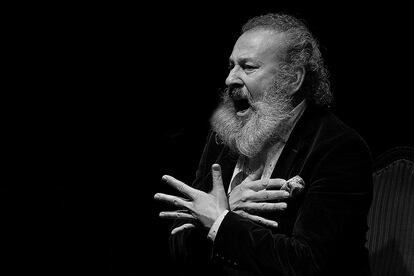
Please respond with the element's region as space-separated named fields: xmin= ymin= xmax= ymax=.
xmin=242 ymin=13 xmax=332 ymax=107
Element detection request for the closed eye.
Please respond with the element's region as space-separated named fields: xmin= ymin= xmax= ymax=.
xmin=228 ymin=59 xmax=259 ymax=72
xmin=242 ymin=64 xmax=258 ymax=72
xmin=243 ymin=64 xmax=256 ymax=70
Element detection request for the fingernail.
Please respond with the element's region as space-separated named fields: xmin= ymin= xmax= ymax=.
xmin=212 ymin=164 xmax=220 ymax=171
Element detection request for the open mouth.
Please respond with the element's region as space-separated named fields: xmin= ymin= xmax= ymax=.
xmin=234 ymin=98 xmax=250 ymax=112
xmin=231 ymin=91 xmax=251 ymax=116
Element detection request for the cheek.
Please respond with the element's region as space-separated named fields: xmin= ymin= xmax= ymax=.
xmin=245 ymin=80 xmax=269 ymax=101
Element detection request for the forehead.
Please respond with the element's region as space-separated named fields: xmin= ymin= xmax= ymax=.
xmin=230 ymin=29 xmax=286 ymax=63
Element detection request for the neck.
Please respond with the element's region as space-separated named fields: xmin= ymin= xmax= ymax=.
xmin=242 ymin=142 xmax=273 ymax=173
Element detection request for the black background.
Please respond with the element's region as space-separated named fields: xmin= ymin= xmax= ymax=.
xmin=3 ymin=2 xmax=413 ymax=275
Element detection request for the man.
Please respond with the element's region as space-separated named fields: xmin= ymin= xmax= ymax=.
xmin=154 ymin=13 xmax=373 ymax=276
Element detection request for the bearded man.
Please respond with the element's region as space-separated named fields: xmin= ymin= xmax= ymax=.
xmin=154 ymin=13 xmax=373 ymax=276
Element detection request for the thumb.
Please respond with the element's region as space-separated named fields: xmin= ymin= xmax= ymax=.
xmin=211 ymin=164 xmax=224 ymax=192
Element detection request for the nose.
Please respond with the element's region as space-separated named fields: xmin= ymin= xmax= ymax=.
xmin=225 ymin=66 xmax=243 ymax=87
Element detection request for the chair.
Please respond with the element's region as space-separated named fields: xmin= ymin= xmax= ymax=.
xmin=366 ymin=146 xmax=414 ymax=276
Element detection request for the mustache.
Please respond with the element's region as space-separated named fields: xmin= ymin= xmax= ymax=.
xmin=222 ymin=87 xmax=251 ymax=101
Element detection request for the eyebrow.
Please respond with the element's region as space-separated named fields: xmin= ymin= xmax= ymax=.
xmin=229 ymin=57 xmax=261 ymax=65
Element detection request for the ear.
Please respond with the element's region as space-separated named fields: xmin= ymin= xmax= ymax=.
xmin=287 ymin=66 xmax=305 ymax=96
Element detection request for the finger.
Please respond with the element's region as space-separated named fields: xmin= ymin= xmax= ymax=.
xmin=171 ymin=223 xmax=196 ymax=235
xmin=162 ymin=175 xmax=197 ymax=197
xmin=241 ymin=202 xmax=287 ymax=213
xmin=154 ymin=193 xmax=192 ymax=209
xmin=250 ymin=190 xmax=290 ymax=202
xmin=211 ymin=164 xmax=224 ymax=191
xmin=159 ymin=211 xmax=197 ymax=220
xmin=247 ymin=178 xmax=287 ymax=191
xmin=235 ymin=210 xmax=278 ymax=228
xmin=267 ymin=178 xmax=287 ymax=190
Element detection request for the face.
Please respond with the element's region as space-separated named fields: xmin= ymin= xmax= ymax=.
xmin=226 ymin=29 xmax=287 ymax=117
xmin=210 ymin=29 xmax=294 ymax=158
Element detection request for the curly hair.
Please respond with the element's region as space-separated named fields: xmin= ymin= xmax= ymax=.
xmin=242 ymin=13 xmax=332 ymax=107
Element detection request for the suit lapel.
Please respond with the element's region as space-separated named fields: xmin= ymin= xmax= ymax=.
xmin=272 ymin=104 xmax=321 ymax=180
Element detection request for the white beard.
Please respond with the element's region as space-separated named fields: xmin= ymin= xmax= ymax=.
xmin=210 ymin=82 xmax=293 ymax=158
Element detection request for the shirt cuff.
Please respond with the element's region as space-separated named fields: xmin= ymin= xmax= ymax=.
xmin=207 ymin=210 xmax=229 ymax=242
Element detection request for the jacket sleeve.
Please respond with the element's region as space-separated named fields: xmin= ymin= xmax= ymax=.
xmin=211 ymin=133 xmax=373 ymax=275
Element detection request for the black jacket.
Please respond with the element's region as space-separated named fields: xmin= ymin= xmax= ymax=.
xmin=169 ymin=104 xmax=373 ymax=276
